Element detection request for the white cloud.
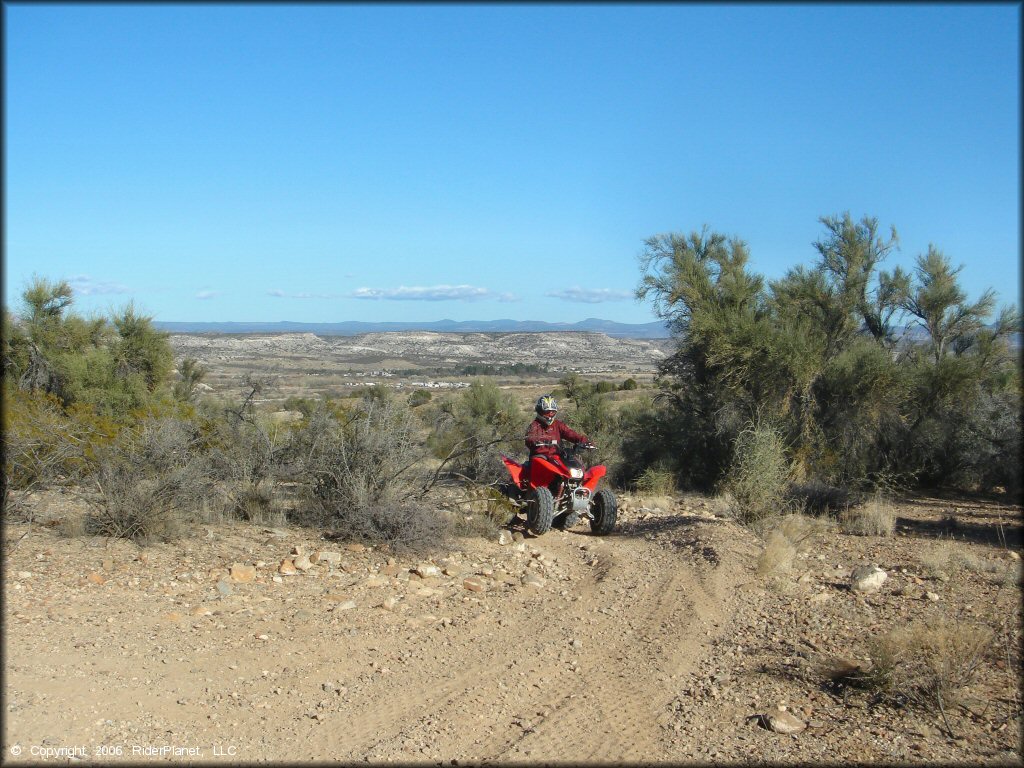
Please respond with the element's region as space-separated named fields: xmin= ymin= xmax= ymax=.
xmin=196 ymin=290 xmax=222 ymax=300
xmin=68 ymin=275 xmax=130 ymax=296
xmin=546 ymin=287 xmax=633 ymax=303
xmin=268 ymin=289 xmax=338 ymax=299
xmin=352 ymin=284 xmax=509 ymax=302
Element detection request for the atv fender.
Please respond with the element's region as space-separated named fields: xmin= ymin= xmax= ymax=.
xmin=583 ymin=465 xmax=607 ymax=491
xmin=500 ymin=455 xmax=524 ymax=486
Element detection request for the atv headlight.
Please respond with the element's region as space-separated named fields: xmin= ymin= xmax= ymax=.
xmin=570 ymin=467 xmax=584 ymax=479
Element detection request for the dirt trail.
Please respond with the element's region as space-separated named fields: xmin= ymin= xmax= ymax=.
xmin=10 ymin=492 xmax=1018 ymax=764
xmin=3 ymin=502 xmax=747 ymax=764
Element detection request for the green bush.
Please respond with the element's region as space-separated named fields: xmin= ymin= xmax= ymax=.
xmin=4 ymin=278 xmax=178 ymax=418
xmin=426 ymin=379 xmax=522 ymax=485
xmin=408 ymin=389 xmax=432 ymax=408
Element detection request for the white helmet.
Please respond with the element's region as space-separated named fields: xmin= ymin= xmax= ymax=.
xmin=535 ymin=394 xmax=558 ymax=425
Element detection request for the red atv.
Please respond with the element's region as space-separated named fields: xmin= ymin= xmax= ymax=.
xmin=499 ymin=441 xmax=617 ymax=536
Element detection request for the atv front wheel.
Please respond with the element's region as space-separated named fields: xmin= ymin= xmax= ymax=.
xmin=527 ymin=486 xmax=554 ymax=535
xmin=589 ymin=488 xmax=617 ymax=535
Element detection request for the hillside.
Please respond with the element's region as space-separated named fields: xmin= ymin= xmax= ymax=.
xmin=171 ymin=333 xmax=675 ymax=399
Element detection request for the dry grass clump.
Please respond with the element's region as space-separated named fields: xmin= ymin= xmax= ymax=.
xmin=996 ymin=558 xmax=1024 ymax=587
xmin=839 ymin=494 xmax=896 ymax=537
xmin=708 ymin=492 xmax=735 ymax=518
xmin=633 ymin=466 xmax=676 ymax=497
xmin=953 ymin=549 xmax=1006 ymax=576
xmin=932 ymin=546 xmax=1022 ymax=587
xmin=861 ymin=617 xmax=995 ymax=732
xmin=756 ymin=529 xmax=797 ymax=578
xmin=915 ymin=540 xmax=1010 ymax=581
xmin=918 ymin=540 xmax=956 ymax=580
xmin=755 ymin=513 xmax=833 ymax=583
xmin=635 ymin=494 xmax=676 ymax=513
xmin=232 ymin=485 xmax=287 ymax=527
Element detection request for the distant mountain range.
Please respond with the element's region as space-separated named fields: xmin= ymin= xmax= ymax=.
xmin=153 ymin=318 xmax=673 ymax=338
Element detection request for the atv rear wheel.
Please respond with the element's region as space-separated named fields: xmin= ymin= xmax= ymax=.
xmin=589 ymin=488 xmax=617 ymax=535
xmin=527 ymin=486 xmax=554 ymax=535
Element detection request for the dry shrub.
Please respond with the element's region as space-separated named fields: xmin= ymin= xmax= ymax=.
xmin=862 ymin=617 xmax=995 ymax=726
xmin=921 ymin=545 xmax=1021 ymax=586
xmin=298 ymin=397 xmax=423 ymax=513
xmin=708 ymin=492 xmax=736 ymax=518
xmin=205 ymin=411 xmax=286 ymax=523
xmin=477 ymin=486 xmax=519 ymax=526
xmin=449 ymin=512 xmax=502 ymax=540
xmin=839 ymin=494 xmax=896 ymax=537
xmin=56 ymin=513 xmax=87 ymax=539
xmin=83 ymin=417 xmax=213 ymax=543
xmin=636 ymin=494 xmax=676 ymax=513
xmin=446 ymin=486 xmax=515 ymax=540
xmin=86 ymin=473 xmax=186 ymax=542
xmin=233 ymin=485 xmax=286 ymax=527
xmin=787 ymin=480 xmax=854 ymax=517
xmin=722 ymin=421 xmax=792 ymax=525
xmin=2 ymin=387 xmax=92 ymax=520
xmin=953 ymin=549 xmax=1005 ymax=576
xmin=996 ymin=558 xmax=1024 ymax=587
xmin=329 ymin=502 xmax=451 ymax=556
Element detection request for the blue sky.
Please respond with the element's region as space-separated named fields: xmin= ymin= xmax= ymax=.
xmin=4 ymin=3 xmax=1020 ymax=325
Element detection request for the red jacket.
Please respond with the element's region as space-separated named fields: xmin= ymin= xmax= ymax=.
xmin=525 ymin=418 xmax=588 ymax=456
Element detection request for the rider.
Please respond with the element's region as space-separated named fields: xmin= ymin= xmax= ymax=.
xmin=524 ymin=394 xmax=590 ymax=481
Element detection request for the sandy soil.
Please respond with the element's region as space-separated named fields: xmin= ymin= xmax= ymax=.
xmin=3 ymin=490 xmax=1021 ymax=765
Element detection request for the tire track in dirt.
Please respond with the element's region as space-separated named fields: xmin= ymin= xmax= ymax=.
xmin=311 ymin=527 xmax=739 ymax=763
xmin=479 ymin=533 xmax=734 ymax=762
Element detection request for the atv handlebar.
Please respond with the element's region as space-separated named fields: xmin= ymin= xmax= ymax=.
xmin=533 ymin=439 xmax=597 ymax=449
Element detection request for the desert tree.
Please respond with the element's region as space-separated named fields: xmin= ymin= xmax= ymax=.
xmin=110 ymin=302 xmax=173 ymax=391
xmin=899 ymin=246 xmax=1004 ymax=363
xmin=634 ymin=213 xmax=1019 ymax=497
xmin=806 ymin=213 xmax=904 ymax=351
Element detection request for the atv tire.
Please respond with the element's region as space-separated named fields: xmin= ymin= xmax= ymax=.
xmin=589 ymin=488 xmax=617 ymax=535
xmin=527 ymin=486 xmax=554 ymax=535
